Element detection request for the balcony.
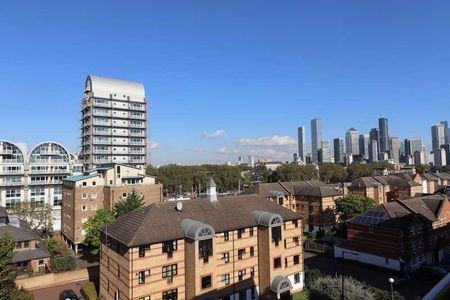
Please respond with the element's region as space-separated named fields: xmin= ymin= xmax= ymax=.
xmin=36 ymin=150 xmax=63 ymax=155
xmin=93 ymin=159 xmax=112 ymax=164
xmin=0 ymin=180 xmax=23 ymax=186
xmin=130 ymin=132 xmax=146 ymax=137
xmin=93 ymin=111 xmax=111 ymax=117
xmin=130 ymin=114 xmax=146 ymax=120
xmin=93 ymin=139 xmax=111 ymax=145
xmin=93 ymin=120 xmax=111 ymax=126
xmin=130 ymin=141 xmax=145 ymax=146
xmin=130 ymin=158 xmax=145 ymax=163
xmin=29 ymin=169 xmax=69 ymax=175
xmin=93 ymin=129 xmax=111 ymax=135
xmin=30 ymin=159 xmax=68 ymax=164
xmin=129 ymin=104 xmax=146 ymax=111
xmin=129 ymin=123 xmax=146 ymax=129
xmin=130 ymin=149 xmax=145 ymax=154
xmin=0 ymin=170 xmax=24 ymax=175
xmin=29 ymin=179 xmax=62 ymax=185
xmin=0 ymin=159 xmax=24 ymax=164
xmin=0 ymin=149 xmax=15 ymax=155
xmin=93 ymin=100 xmax=111 ymax=108
xmin=93 ymin=149 xmax=111 ymax=154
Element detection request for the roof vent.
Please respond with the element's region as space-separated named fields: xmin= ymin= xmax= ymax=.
xmin=176 ymin=202 xmax=183 ymax=211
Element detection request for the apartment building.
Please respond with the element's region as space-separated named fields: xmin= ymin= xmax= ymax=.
xmin=348 ymin=175 xmax=422 ymax=204
xmin=0 ymin=207 xmax=51 ymax=274
xmin=257 ymin=180 xmax=343 ymax=232
xmin=335 ymin=194 xmax=450 ymax=273
xmin=99 ymin=184 xmax=303 ymax=300
xmin=61 ymin=163 xmax=162 ymax=252
xmin=80 ymin=75 xmax=148 ymax=170
xmin=0 ymin=140 xmax=83 ymax=231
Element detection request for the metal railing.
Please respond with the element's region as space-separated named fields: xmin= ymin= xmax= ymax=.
xmin=304 ymin=241 xmax=332 ymax=254
xmin=0 ymin=181 xmax=23 ymax=186
xmin=0 ymin=170 xmax=24 ymax=175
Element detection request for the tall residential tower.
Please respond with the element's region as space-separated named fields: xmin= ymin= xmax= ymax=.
xmin=297 ymin=126 xmax=306 ymax=162
xmin=80 ymin=75 xmax=147 ymax=169
xmin=378 ymin=117 xmax=389 ymax=153
xmin=311 ymin=119 xmax=321 ymax=163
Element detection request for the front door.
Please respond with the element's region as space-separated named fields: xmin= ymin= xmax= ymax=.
xmin=280 ymin=292 xmax=291 ymax=300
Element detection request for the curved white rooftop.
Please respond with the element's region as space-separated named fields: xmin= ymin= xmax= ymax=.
xmin=85 ymin=75 xmax=145 ymax=101
xmin=28 ymin=141 xmax=71 ymax=163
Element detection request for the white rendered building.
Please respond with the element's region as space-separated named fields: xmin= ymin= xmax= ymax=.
xmin=0 ymin=140 xmax=82 ymax=231
xmin=80 ymin=75 xmax=147 ymax=169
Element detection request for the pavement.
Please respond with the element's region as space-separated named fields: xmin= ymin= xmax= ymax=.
xmin=31 ymin=279 xmax=89 ymax=300
xmin=304 ymin=252 xmax=440 ymax=300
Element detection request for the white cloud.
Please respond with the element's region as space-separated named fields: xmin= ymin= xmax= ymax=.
xmin=249 ymin=148 xmax=289 ymax=159
xmin=217 ymin=146 xmax=228 ymax=154
xmin=202 ymin=129 xmax=225 ymax=139
xmin=239 ymin=135 xmax=296 ymax=146
xmin=147 ymin=142 xmax=159 ymax=149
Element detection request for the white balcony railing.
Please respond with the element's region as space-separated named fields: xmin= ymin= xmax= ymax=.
xmin=0 ymin=181 xmax=23 ymax=186
xmin=93 ymin=159 xmax=112 ymax=164
xmin=130 ymin=123 xmax=146 ymax=128
xmin=0 ymin=170 xmax=24 ymax=175
xmin=0 ymin=159 xmax=24 ymax=164
xmin=93 ymin=149 xmax=111 ymax=154
xmin=29 ymin=179 xmax=62 ymax=185
xmin=93 ymin=100 xmax=111 ymax=108
xmin=130 ymin=132 xmax=146 ymax=137
xmin=130 ymin=141 xmax=145 ymax=145
xmin=130 ymin=158 xmax=145 ymax=163
xmin=29 ymin=169 xmax=69 ymax=174
xmin=130 ymin=114 xmax=145 ymax=120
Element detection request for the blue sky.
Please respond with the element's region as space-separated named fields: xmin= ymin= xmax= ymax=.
xmin=1 ymin=1 xmax=449 ymax=165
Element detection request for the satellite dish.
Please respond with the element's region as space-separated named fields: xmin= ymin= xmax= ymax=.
xmin=176 ymin=202 xmax=183 ymax=211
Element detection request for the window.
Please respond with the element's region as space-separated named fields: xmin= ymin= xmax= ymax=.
xmin=82 ymin=182 xmax=87 ymax=186
xmin=92 ymin=181 xmax=96 ymax=186
xmin=24 ymin=241 xmax=30 ymax=248
xmin=222 ymin=252 xmax=230 ymax=263
xmin=239 ymin=291 xmax=247 ymax=300
xmin=274 ymin=257 xmax=281 ymax=269
xmin=285 ymin=257 xmax=288 ymax=267
xmin=162 ymin=264 xmax=178 ymax=278
xmin=82 ymin=193 xmax=88 ymax=200
xmin=91 ymin=193 xmax=97 ymax=199
xmin=222 ymin=274 xmax=230 ymax=285
xmin=237 ymin=228 xmax=245 ymax=239
xmin=199 ymin=239 xmax=213 ymax=262
xmin=81 ymin=205 xmax=87 ymax=211
xmin=249 ymin=227 xmax=254 ymax=236
xmin=201 ymin=275 xmax=212 ymax=289
xmin=138 ymin=270 xmax=150 ymax=284
xmin=250 ymin=247 xmax=254 ymax=257
xmin=294 ymin=273 xmax=300 ymax=284
xmin=272 ymin=226 xmax=282 ymax=246
xmin=293 ymin=220 xmax=299 ymax=227
xmin=122 ymin=192 xmax=128 ymax=198
xmin=238 ymin=249 xmax=245 ymax=260
xmin=250 ymin=267 xmax=255 ymax=277
xmin=238 ymin=269 xmax=246 ymax=281
xmin=81 ymin=217 xmax=88 ymax=224
xmin=139 ymin=297 xmax=150 ymax=300
xmin=162 ymin=289 xmax=177 ymax=300
xmin=224 ymin=231 xmax=229 ymax=241
xmin=293 ymin=255 xmax=300 ymax=265
xmin=162 ymin=240 xmax=177 ymax=258
xmin=139 ymin=244 xmax=150 ymax=257
xmin=91 ymin=204 xmax=97 ymax=210
xmin=293 ymin=237 xmax=299 ymax=246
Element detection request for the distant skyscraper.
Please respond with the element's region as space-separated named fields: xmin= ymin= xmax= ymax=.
xmin=369 ymin=128 xmax=379 ymax=162
xmin=405 ymin=138 xmax=423 ymax=156
xmin=333 ymin=138 xmax=344 ymax=164
xmin=441 ymin=144 xmax=450 ymax=166
xmin=319 ymin=140 xmax=332 ymax=163
xmin=297 ymin=126 xmax=306 ymax=162
xmin=345 ymin=128 xmax=359 ymax=155
xmin=358 ymin=134 xmax=369 ymax=158
xmin=431 ymin=124 xmax=446 ymax=151
xmin=434 ymin=148 xmax=447 ymax=167
xmin=413 ymin=150 xmax=425 ymax=165
xmin=311 ymin=118 xmax=321 ymax=163
xmin=248 ymin=156 xmax=255 ymax=167
xmin=389 ymin=137 xmax=400 ymax=164
xmin=440 ymin=121 xmax=450 ymax=144
xmin=378 ymin=117 xmax=389 ymax=153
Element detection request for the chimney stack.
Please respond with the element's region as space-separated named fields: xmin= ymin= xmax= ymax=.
xmin=207 ymin=178 xmax=218 ymax=202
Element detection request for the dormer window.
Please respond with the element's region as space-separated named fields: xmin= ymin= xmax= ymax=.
xmin=272 ymin=226 xmax=282 ymax=246
xmin=199 ymin=239 xmax=213 ymax=263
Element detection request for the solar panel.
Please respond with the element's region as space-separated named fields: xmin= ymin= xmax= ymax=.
xmin=375 ymin=211 xmax=384 ymax=218
xmin=366 ymin=211 xmax=374 ymax=217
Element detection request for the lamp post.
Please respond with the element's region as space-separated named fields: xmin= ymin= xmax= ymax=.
xmin=389 ymin=277 xmax=395 ymax=300
xmin=341 ymin=250 xmax=359 ymax=300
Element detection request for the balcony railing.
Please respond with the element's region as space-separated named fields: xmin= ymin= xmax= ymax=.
xmin=29 ymin=179 xmax=62 ymax=185
xmin=130 ymin=123 xmax=146 ymax=128
xmin=93 ymin=139 xmax=111 ymax=144
xmin=93 ymin=150 xmax=111 ymax=154
xmin=30 ymin=159 xmax=68 ymax=164
xmin=93 ymin=159 xmax=112 ymax=164
xmin=93 ymin=120 xmax=111 ymax=126
xmin=130 ymin=114 xmax=146 ymax=120
xmin=93 ymin=101 xmax=111 ymax=108
xmin=130 ymin=141 xmax=145 ymax=145
xmin=130 ymin=132 xmax=146 ymax=137
xmin=93 ymin=129 xmax=111 ymax=135
xmin=130 ymin=150 xmax=145 ymax=154
xmin=0 ymin=170 xmax=24 ymax=175
xmin=29 ymin=169 xmax=69 ymax=174
xmin=130 ymin=158 xmax=145 ymax=163
xmin=0 ymin=159 xmax=24 ymax=164
xmin=0 ymin=181 xmax=23 ymax=186
xmin=93 ymin=111 xmax=111 ymax=117
xmin=130 ymin=105 xmax=145 ymax=111
xmin=0 ymin=149 xmax=16 ymax=155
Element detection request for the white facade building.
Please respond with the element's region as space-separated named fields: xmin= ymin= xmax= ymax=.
xmin=0 ymin=140 xmax=82 ymax=231
xmin=80 ymin=75 xmax=148 ymax=169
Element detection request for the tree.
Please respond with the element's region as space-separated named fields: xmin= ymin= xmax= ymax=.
xmin=308 ymin=275 xmax=375 ymax=300
xmin=43 ymin=237 xmax=60 ymax=256
xmin=319 ymin=163 xmax=347 ymax=183
xmin=347 ymin=162 xmax=395 ymax=181
xmin=414 ymin=164 xmax=431 ymax=174
xmin=335 ymin=195 xmax=375 ymax=224
xmin=9 ymin=201 xmax=53 ymax=235
xmin=305 ymin=268 xmax=322 ymax=289
xmin=0 ymin=234 xmax=17 ymax=300
xmin=83 ymin=209 xmax=115 ymax=255
xmin=114 ymin=189 xmax=145 ymax=218
xmin=272 ymin=164 xmax=318 ymax=182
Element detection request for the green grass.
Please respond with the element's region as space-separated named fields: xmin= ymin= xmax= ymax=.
xmin=292 ymin=290 xmax=309 ymax=300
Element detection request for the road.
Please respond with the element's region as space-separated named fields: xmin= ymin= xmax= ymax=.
xmin=304 ymin=252 xmax=439 ymax=300
xmin=31 ymin=279 xmax=89 ymax=300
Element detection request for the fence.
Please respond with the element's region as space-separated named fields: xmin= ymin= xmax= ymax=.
xmin=304 ymin=240 xmax=333 ymax=254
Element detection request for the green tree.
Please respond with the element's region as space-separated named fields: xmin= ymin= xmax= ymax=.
xmin=114 ymin=189 xmax=145 ymax=218
xmin=347 ymin=162 xmax=395 ymax=181
xmin=83 ymin=209 xmax=116 ymax=255
xmin=272 ymin=164 xmax=318 ymax=182
xmin=414 ymin=164 xmax=431 ymax=174
xmin=9 ymin=202 xmax=53 ymax=235
xmin=308 ymin=275 xmax=376 ymax=300
xmin=43 ymin=237 xmax=60 ymax=256
xmin=335 ymin=195 xmax=375 ymax=224
xmin=0 ymin=234 xmax=17 ymax=300
xmin=305 ymin=268 xmax=322 ymax=289
xmin=319 ymin=163 xmax=347 ymax=183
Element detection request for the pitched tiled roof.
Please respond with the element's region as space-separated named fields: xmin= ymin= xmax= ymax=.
xmin=349 ymin=177 xmax=383 ymax=188
xmin=422 ymin=173 xmax=440 ymax=182
xmin=13 ymin=242 xmax=50 ymax=263
xmin=0 ymin=222 xmax=40 ymax=242
xmin=257 ymin=182 xmax=291 ymax=197
xmin=102 ymin=194 xmax=300 ymax=247
xmin=259 ymin=181 xmax=342 ymax=198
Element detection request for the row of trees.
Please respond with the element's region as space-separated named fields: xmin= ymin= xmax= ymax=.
xmin=146 ymin=164 xmax=252 ymax=194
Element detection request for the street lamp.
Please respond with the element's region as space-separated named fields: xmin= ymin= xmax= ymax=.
xmin=341 ymin=250 xmax=359 ymax=300
xmin=389 ymin=277 xmax=395 ymax=300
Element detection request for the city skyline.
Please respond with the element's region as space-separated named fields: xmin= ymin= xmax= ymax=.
xmin=1 ymin=1 xmax=450 ymax=165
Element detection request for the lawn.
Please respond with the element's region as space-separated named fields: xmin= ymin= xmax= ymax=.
xmin=292 ymin=290 xmax=309 ymax=300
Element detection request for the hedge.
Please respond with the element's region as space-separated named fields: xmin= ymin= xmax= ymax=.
xmin=81 ymin=282 xmax=97 ymax=300
xmin=50 ymin=256 xmax=76 ymax=273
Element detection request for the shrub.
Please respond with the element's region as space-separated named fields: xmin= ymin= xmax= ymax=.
xmin=371 ymin=287 xmax=404 ymax=300
xmin=11 ymin=288 xmax=34 ymax=300
xmin=50 ymin=256 xmax=76 ymax=273
xmin=305 ymin=269 xmax=322 ymax=289
xmin=308 ymin=275 xmax=376 ymax=300
xmin=81 ymin=282 xmax=97 ymax=300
